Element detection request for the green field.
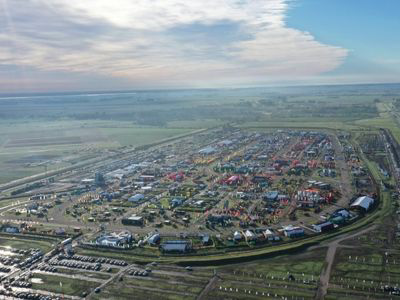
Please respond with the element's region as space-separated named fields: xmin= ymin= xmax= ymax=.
xmin=99 ymin=127 xmax=193 ymax=147
xmin=0 ymin=119 xmax=197 ymax=184
xmin=0 ymin=235 xmax=59 ymax=252
xmin=1 ymin=84 xmax=391 ymax=185
xmin=31 ymin=273 xmax=99 ymax=296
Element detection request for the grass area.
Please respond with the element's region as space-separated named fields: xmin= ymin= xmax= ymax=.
xmin=56 ymin=268 xmax=112 ymax=280
xmin=31 ymin=273 xmax=99 ymax=296
xmin=124 ymin=276 xmax=204 ymax=294
xmin=220 ymin=247 xmax=326 ymax=277
xmin=160 ymin=198 xmax=170 ymax=209
xmin=356 ymin=112 xmax=400 ymax=144
xmin=0 ymin=197 xmax=27 ymax=208
xmin=0 ymin=235 xmax=58 ymax=252
xmin=99 ymin=127 xmax=193 ymax=147
xmin=0 ymin=118 xmax=198 ymax=184
xmin=92 ymin=284 xmax=196 ymax=300
xmin=167 ymin=119 xmax=225 ymax=128
xmin=237 ymin=120 xmax=362 ymax=131
xmin=208 ymin=282 xmax=316 ymax=300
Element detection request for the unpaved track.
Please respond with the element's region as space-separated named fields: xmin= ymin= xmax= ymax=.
xmin=197 ymin=275 xmax=219 ymax=300
xmin=315 ymin=225 xmax=377 ymax=299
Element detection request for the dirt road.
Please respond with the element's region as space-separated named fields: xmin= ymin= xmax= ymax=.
xmin=315 ymin=224 xmax=377 ymax=299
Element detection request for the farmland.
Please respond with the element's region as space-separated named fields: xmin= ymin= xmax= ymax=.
xmin=1 ymin=84 xmax=397 ymax=185
xmin=0 ymin=119 xmax=195 ymax=184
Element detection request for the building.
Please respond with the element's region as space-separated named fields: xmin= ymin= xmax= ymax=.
xmin=160 ymin=240 xmax=191 ymax=253
xmin=245 ymin=230 xmax=255 ymax=240
xmin=208 ymin=215 xmax=230 ymax=226
xmin=283 ymin=226 xmax=305 ymax=238
xmin=54 ymin=228 xmax=66 ymax=236
xmin=139 ymin=175 xmax=155 ymax=182
xmin=81 ymin=178 xmax=95 ymax=185
xmin=312 ymin=221 xmax=334 ymax=233
xmin=26 ymin=202 xmax=39 ymax=212
xmin=96 ymin=231 xmax=132 ymax=248
xmin=122 ymin=215 xmax=144 ymax=226
xmin=330 ymin=216 xmax=345 ymax=225
xmin=199 ymin=233 xmax=211 ymax=245
xmin=350 ymin=196 xmax=375 ymax=211
xmin=148 ymin=233 xmax=161 ymax=245
xmin=198 ymin=146 xmax=216 ymax=155
xmin=233 ymin=231 xmax=242 ymax=241
xmin=2 ymin=225 xmax=19 ymax=234
xmin=263 ymin=191 xmax=279 ymax=202
xmin=263 ymin=229 xmax=274 ymax=238
xmin=95 ymin=172 xmax=105 ymax=186
xmin=331 ymin=209 xmax=351 ymax=220
xmin=171 ymin=198 xmax=183 ymax=207
xmin=252 ymin=176 xmax=268 ymax=185
xmin=128 ymin=194 xmax=145 ymax=203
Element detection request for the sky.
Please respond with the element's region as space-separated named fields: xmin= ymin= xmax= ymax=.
xmin=0 ymin=0 xmax=398 ymax=93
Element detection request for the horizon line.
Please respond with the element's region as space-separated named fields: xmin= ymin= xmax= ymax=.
xmin=0 ymin=81 xmax=399 ymax=99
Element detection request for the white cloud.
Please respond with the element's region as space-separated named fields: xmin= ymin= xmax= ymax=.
xmin=0 ymin=0 xmax=348 ymax=89
xmin=49 ymin=0 xmax=287 ymax=29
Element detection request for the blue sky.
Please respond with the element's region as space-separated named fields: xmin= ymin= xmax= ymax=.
xmin=0 ymin=0 xmax=398 ymax=92
xmin=287 ymin=0 xmax=400 ymax=83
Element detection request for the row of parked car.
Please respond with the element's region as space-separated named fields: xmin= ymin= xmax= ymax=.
xmin=11 ymin=248 xmax=35 ymax=256
xmin=0 ymin=267 xmax=11 ymax=273
xmin=0 ymin=289 xmax=60 ymax=300
xmin=18 ymin=251 xmax=43 ymax=269
xmin=50 ymin=259 xmax=101 ymax=271
xmin=128 ymin=269 xmax=149 ymax=277
xmin=0 ymin=256 xmax=19 ymax=266
xmin=57 ymin=254 xmax=127 ymax=266
xmin=11 ymin=280 xmax=32 ymax=288
xmin=37 ymin=265 xmax=57 ymax=273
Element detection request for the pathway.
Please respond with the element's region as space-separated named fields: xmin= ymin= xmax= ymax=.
xmin=315 ymin=224 xmax=377 ymax=299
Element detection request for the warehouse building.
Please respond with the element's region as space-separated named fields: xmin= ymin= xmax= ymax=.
xmin=122 ymin=215 xmax=144 ymax=226
xmin=350 ymin=196 xmax=375 ymax=211
xmin=313 ymin=221 xmax=334 ymax=233
xmin=160 ymin=240 xmax=191 ymax=253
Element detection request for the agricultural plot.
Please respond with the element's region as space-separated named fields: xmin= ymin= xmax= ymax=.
xmin=0 ymin=119 xmax=196 ymax=184
xmin=5 ymin=136 xmax=83 ymax=148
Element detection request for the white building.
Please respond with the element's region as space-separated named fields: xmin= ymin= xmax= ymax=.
xmin=128 ymin=194 xmax=145 ymax=202
xmin=350 ymin=196 xmax=374 ymax=211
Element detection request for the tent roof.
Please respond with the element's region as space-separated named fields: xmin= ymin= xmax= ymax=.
xmin=351 ymin=196 xmax=374 ymax=210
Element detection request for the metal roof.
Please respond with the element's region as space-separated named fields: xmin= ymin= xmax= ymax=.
xmin=351 ymin=196 xmax=374 ymax=210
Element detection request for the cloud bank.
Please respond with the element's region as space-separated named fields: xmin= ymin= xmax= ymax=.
xmin=0 ymin=0 xmax=348 ymax=91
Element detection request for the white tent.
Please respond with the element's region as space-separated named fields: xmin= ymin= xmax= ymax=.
xmin=350 ymin=196 xmax=374 ymax=211
xmin=233 ymin=231 xmax=242 ymax=240
xmin=264 ymin=229 xmax=273 ymax=236
xmin=245 ymin=230 xmax=255 ymax=239
xmin=128 ymin=194 xmax=144 ymax=202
